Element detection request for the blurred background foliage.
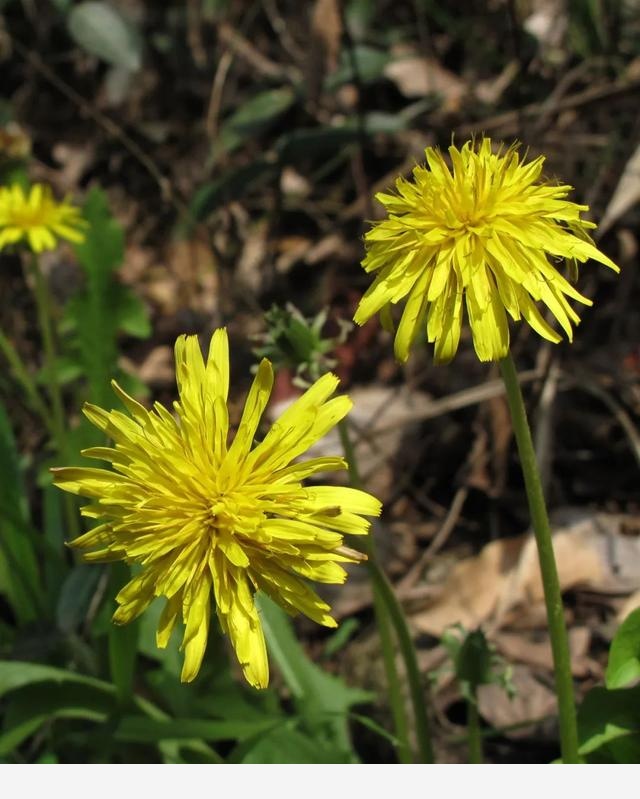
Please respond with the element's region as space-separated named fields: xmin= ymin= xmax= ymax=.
xmin=1 ymin=0 xmax=640 ymax=763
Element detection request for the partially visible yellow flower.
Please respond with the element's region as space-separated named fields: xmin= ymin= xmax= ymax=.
xmin=0 ymin=183 xmax=86 ymax=253
xmin=354 ymin=138 xmax=620 ymax=363
xmin=52 ymin=329 xmax=381 ymax=688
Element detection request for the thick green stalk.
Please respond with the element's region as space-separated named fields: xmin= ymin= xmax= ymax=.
xmin=30 ymin=254 xmax=79 ymax=538
xmin=499 ymin=352 xmax=579 ymax=763
xmin=467 ymin=695 xmax=483 ymax=764
xmin=338 ymin=419 xmax=434 ymax=763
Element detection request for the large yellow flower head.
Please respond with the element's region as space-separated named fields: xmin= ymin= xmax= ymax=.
xmin=0 ymin=183 xmax=86 ymax=253
xmin=52 ymin=329 xmax=381 ymax=688
xmin=354 ymin=138 xmax=619 ymax=363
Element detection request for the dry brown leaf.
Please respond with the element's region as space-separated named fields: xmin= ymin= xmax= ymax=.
xmin=306 ymin=0 xmax=342 ymax=105
xmin=616 ymin=589 xmax=640 ymax=623
xmin=269 ymin=384 xmax=433 ymax=501
xmin=384 ymin=54 xmax=467 ymax=112
xmin=236 ymin=221 xmax=269 ymax=293
xmin=598 ymin=141 xmax=640 ymax=235
xmin=474 ymin=60 xmax=520 ymax=105
xmin=523 ymin=0 xmax=568 ymax=56
xmin=412 ymin=509 xmax=640 ymax=636
xmin=274 ymin=235 xmax=313 ymax=273
xmin=135 ymin=345 xmax=175 ymax=388
xmin=478 ymin=666 xmax=557 ymax=735
xmin=280 ymin=166 xmax=312 ymax=198
xmin=495 ymin=627 xmax=598 ymax=678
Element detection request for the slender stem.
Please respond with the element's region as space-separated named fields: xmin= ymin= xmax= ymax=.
xmin=338 ymin=419 xmax=411 ymax=763
xmin=371 ymin=571 xmax=412 ymax=764
xmin=338 ymin=419 xmax=434 ymax=763
xmin=499 ymin=352 xmax=579 ymax=763
xmin=30 ymin=254 xmax=79 ymax=538
xmin=0 ymin=328 xmax=54 ymax=435
xmin=467 ymin=695 xmax=483 ymax=764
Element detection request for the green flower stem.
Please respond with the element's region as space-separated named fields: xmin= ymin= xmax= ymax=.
xmin=499 ymin=352 xmax=579 ymax=764
xmin=30 ymin=254 xmax=79 ymax=538
xmin=338 ymin=419 xmax=434 ymax=764
xmin=467 ymin=694 xmax=483 ymax=764
xmin=0 ymin=328 xmax=54 ymax=435
xmin=372 ymin=582 xmax=412 ymax=763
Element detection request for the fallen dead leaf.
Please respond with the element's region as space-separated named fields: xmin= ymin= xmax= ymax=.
xmin=474 ymin=60 xmax=520 ymax=105
xmin=598 ymin=140 xmax=640 ymax=236
xmin=495 ymin=627 xmax=599 ymax=678
xmin=306 ymin=0 xmax=342 ymax=105
xmin=616 ymin=589 xmax=640 ymax=623
xmin=412 ymin=509 xmax=640 ymax=636
xmin=271 ymin=384 xmax=433 ymax=500
xmin=135 ymin=345 xmax=175 ymax=388
xmin=384 ymin=53 xmax=467 ymax=112
xmin=236 ymin=220 xmax=269 ymax=293
xmin=478 ymin=666 xmax=557 ymax=736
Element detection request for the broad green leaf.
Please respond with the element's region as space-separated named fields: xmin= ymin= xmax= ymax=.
xmin=0 ymin=661 xmax=115 ymax=699
xmin=188 ymin=160 xmax=277 ymax=223
xmin=0 ymin=400 xmax=42 ymax=623
xmin=578 ymin=685 xmax=640 ymax=758
xmin=326 ymin=45 xmax=390 ymax=90
xmin=257 ymin=594 xmax=370 ymax=760
xmin=115 ymin=716 xmax=279 ymax=744
xmin=56 ymin=563 xmax=102 ymax=634
xmin=41 ymin=485 xmax=68 ymax=604
xmin=67 ymin=1 xmax=142 ymax=71
xmin=234 ymin=724 xmax=350 ymax=764
xmin=275 ymin=126 xmax=359 ymax=163
xmin=323 ymin=617 xmax=359 ymax=658
xmin=606 ymin=608 xmax=640 ymax=689
xmin=214 ymin=88 xmax=296 ymax=157
xmin=137 ymin=597 xmax=183 ymax=677
xmin=108 ymin=563 xmax=138 ymax=706
xmin=0 ymin=682 xmax=114 ymax=756
xmin=67 ymin=187 xmax=150 ymax=408
xmin=113 ymin=289 xmax=152 ymax=339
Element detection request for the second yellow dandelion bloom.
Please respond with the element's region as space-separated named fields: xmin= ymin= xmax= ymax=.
xmin=354 ymin=138 xmax=619 ymax=363
xmin=0 ymin=183 xmax=86 ymax=253
xmin=52 ymin=329 xmax=381 ymax=689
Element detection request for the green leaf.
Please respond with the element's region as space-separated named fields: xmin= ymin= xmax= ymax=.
xmin=275 ymin=126 xmax=359 ymax=163
xmin=606 ymin=608 xmax=640 ymax=689
xmin=0 ymin=400 xmax=42 ymax=623
xmin=108 ymin=563 xmax=138 ymax=706
xmin=326 ymin=45 xmax=391 ymax=90
xmin=257 ymin=594 xmax=370 ymax=759
xmin=323 ymin=618 xmax=360 ymax=658
xmin=56 ymin=564 xmax=102 ymax=634
xmin=0 ymin=660 xmax=116 ymax=699
xmin=113 ymin=288 xmax=151 ymax=339
xmin=0 ymin=682 xmax=114 ymax=756
xmin=214 ymin=88 xmax=296 ymax=158
xmin=115 ymin=716 xmax=280 ymax=744
xmin=67 ymin=187 xmax=150 ymax=407
xmin=578 ymin=685 xmax=640 ymax=759
xmin=41 ymin=485 xmax=68 ymax=604
xmin=234 ymin=724 xmax=350 ymax=764
xmin=188 ymin=160 xmax=277 ymax=223
xmin=67 ymin=1 xmax=143 ymax=71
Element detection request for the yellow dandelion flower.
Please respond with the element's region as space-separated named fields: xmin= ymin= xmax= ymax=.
xmin=0 ymin=183 xmax=86 ymax=253
xmin=354 ymin=138 xmax=619 ymax=363
xmin=52 ymin=329 xmax=381 ymax=688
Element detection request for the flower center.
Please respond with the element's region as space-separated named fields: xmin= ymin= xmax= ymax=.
xmin=209 ymin=493 xmax=264 ymax=538
xmin=10 ymin=206 xmax=52 ymax=230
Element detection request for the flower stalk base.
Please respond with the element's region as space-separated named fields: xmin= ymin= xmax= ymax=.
xmin=499 ymin=352 xmax=579 ymax=763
